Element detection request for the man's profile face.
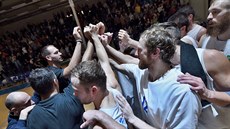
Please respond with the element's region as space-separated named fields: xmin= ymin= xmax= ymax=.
xmin=46 ymin=46 xmax=63 ymax=62
xmin=207 ymin=0 xmax=230 ymax=36
xmin=71 ymin=77 xmax=93 ymax=104
xmin=138 ymin=38 xmax=151 ymax=70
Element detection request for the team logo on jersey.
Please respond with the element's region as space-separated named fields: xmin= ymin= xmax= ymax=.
xmin=142 ymin=96 xmax=148 ymax=113
xmin=119 ymin=117 xmax=125 ymax=124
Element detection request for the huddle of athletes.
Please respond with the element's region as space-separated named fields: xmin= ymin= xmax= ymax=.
xmin=5 ymin=0 xmax=230 ymax=129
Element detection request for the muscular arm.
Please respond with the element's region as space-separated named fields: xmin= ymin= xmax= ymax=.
xmin=63 ymin=27 xmax=82 ymax=77
xmin=204 ymin=50 xmax=230 ymax=90
xmin=81 ymin=41 xmax=94 ymax=62
xmin=118 ymin=29 xmax=141 ymax=50
xmin=204 ymin=50 xmax=230 ymax=106
xmin=105 ymin=44 xmax=139 ymax=64
xmin=92 ymin=33 xmax=121 ymax=91
xmin=81 ymin=110 xmax=125 ymax=129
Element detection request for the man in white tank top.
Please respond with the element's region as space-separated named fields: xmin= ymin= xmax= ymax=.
xmin=168 ymin=12 xmax=200 ymax=47
xmin=179 ymin=1 xmax=230 ymax=128
xmin=71 ymin=25 xmax=128 ymax=129
xmin=177 ymin=5 xmax=207 ymax=42
xmin=201 ymin=0 xmax=230 ymax=58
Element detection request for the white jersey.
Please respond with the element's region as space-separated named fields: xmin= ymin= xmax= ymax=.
xmin=99 ymin=88 xmax=128 ymax=129
xmin=201 ymin=35 xmax=230 ymax=58
xmin=187 ymin=24 xmax=203 ymax=41
xmin=122 ymin=64 xmax=201 ymax=129
xmin=181 ymin=35 xmax=199 ymax=48
xmin=196 ymin=49 xmax=230 ymax=129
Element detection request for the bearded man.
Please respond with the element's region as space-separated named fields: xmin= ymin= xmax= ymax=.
xmin=201 ymin=0 xmax=230 ymax=59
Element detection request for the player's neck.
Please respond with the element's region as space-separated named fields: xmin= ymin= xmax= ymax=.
xmin=148 ymin=61 xmax=171 ymax=82
xmin=48 ymin=61 xmax=61 ymax=68
xmin=41 ymin=89 xmax=58 ymax=100
xmin=94 ymin=90 xmax=109 ymax=110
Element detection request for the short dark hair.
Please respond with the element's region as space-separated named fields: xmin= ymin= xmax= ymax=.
xmin=168 ymin=12 xmax=189 ymax=32
xmin=41 ymin=45 xmax=53 ymax=58
xmin=177 ymin=5 xmax=195 ymax=18
xmin=157 ymin=22 xmax=181 ymax=44
xmin=29 ymin=68 xmax=56 ymax=95
xmin=71 ymin=60 xmax=107 ymax=91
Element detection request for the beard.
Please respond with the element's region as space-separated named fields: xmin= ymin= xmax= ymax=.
xmin=138 ymin=59 xmax=149 ymax=70
xmin=207 ymin=14 xmax=230 ymax=37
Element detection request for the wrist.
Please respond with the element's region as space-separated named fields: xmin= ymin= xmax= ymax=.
xmin=91 ymin=33 xmax=98 ymax=38
xmin=127 ymin=115 xmax=136 ymax=124
xmin=76 ymin=39 xmax=83 ymax=43
xmin=203 ymin=89 xmax=214 ymax=100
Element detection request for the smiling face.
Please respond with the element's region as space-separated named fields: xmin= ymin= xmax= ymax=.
xmin=207 ymin=0 xmax=230 ymax=36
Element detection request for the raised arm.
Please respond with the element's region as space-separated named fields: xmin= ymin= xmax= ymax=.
xmin=102 ymin=37 xmax=139 ymax=64
xmin=81 ymin=41 xmax=94 ymax=62
xmin=63 ymin=26 xmax=82 ymax=77
xmin=118 ymin=29 xmax=141 ymax=49
xmin=82 ymin=22 xmax=106 ymax=62
xmin=84 ymin=25 xmax=121 ymax=91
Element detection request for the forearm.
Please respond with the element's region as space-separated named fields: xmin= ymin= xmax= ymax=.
xmin=82 ymin=41 xmax=94 ymax=62
xmin=106 ymin=45 xmax=139 ymax=64
xmin=96 ymin=112 xmax=125 ymax=129
xmin=64 ymin=41 xmax=82 ymax=76
xmin=127 ymin=38 xmax=141 ymax=49
xmin=128 ymin=116 xmax=157 ymax=129
xmin=92 ymin=34 xmax=109 ymax=64
xmin=203 ymin=90 xmax=230 ymax=106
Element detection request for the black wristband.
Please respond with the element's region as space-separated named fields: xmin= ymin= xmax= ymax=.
xmin=76 ymin=39 xmax=83 ymax=43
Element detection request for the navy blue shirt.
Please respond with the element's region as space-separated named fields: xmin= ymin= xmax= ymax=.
xmin=46 ymin=66 xmax=70 ymax=93
xmin=6 ymin=92 xmax=40 ymax=129
xmin=27 ymin=85 xmax=85 ymax=129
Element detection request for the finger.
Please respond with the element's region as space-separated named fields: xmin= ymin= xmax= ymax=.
xmin=116 ymin=95 xmax=125 ymax=107
xmin=80 ymin=121 xmax=90 ymax=128
xmin=179 ymin=80 xmax=199 ymax=87
xmin=190 ymin=86 xmax=200 ymax=91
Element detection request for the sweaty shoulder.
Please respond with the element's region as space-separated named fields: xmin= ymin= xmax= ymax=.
xmin=203 ymin=49 xmax=229 ymax=74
